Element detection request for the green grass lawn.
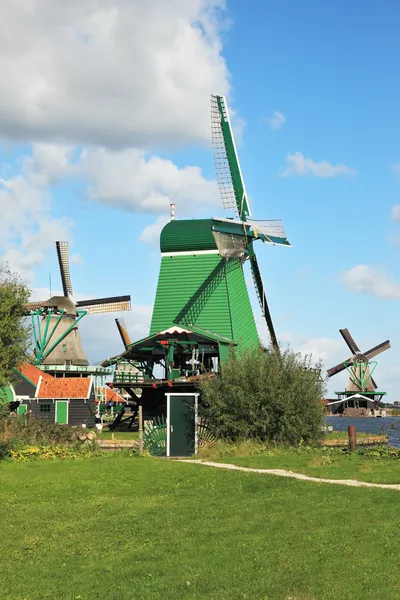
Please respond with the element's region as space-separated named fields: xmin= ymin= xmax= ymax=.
xmin=2 ymin=455 xmax=400 ymax=600
xmin=211 ymin=446 xmax=400 ymax=484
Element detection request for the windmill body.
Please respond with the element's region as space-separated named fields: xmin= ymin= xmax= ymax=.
xmin=38 ymin=296 xmax=89 ymax=366
xmin=105 ymin=95 xmax=290 ymax=412
xmin=150 ymin=218 xmax=259 ymax=348
xmin=326 ymin=328 xmax=390 ymax=415
xmin=25 ymin=241 xmax=131 ymax=376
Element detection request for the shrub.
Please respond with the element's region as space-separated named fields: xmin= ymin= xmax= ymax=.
xmin=9 ymin=444 xmax=99 ymax=461
xmin=0 ymin=264 xmax=31 ymax=390
xmin=0 ymin=408 xmax=88 ymax=460
xmin=199 ymin=345 xmax=325 ymax=445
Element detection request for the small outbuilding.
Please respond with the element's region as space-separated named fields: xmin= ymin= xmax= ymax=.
xmin=21 ymin=376 xmax=96 ymax=427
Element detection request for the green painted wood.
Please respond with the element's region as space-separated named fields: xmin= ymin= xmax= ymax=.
xmin=150 ymin=252 xmax=259 ymax=349
xmin=169 ymin=395 xmax=195 ymax=457
xmin=160 ymin=219 xmax=216 ymax=253
xmin=55 ymin=401 xmax=68 ymax=424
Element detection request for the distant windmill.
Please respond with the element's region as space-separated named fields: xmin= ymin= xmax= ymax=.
xmin=327 ymin=328 xmax=390 ymax=412
xmin=25 ymin=241 xmax=131 ymax=367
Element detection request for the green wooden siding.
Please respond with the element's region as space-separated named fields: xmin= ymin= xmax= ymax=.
xmin=150 ymin=254 xmax=259 ymax=348
xmin=160 ymin=220 xmax=216 ymax=253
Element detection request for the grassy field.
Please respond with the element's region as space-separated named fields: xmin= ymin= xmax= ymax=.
xmin=2 ymin=454 xmax=400 ymax=600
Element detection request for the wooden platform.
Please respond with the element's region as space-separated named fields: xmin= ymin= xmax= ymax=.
xmin=97 ymin=439 xmax=138 ymax=450
xmin=321 ymin=435 xmax=387 ymax=447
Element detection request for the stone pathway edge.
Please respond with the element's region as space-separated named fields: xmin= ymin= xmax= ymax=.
xmin=179 ymin=459 xmax=400 ymax=491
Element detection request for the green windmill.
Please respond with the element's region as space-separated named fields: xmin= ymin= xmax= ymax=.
xmin=106 ymin=95 xmax=290 ymax=394
xmin=149 ymin=95 xmax=290 ymax=352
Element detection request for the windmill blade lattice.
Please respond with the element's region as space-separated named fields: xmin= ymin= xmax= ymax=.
xmin=56 ymin=241 xmax=73 ymax=298
xmin=76 ymin=295 xmax=131 ymax=315
xmin=211 ymin=95 xmax=251 ymax=219
xmin=211 ymin=94 xmax=290 ymax=351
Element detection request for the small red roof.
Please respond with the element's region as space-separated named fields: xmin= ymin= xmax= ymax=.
xmin=37 ymin=377 xmax=92 ymax=399
xmin=17 ymin=363 xmax=53 ymax=387
xmin=105 ymin=386 xmax=126 ymax=404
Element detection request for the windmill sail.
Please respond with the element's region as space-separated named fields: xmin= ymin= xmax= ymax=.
xmin=211 ymin=94 xmax=290 ymax=351
xmin=76 ymin=295 xmax=131 ymax=315
xmin=116 ymin=317 xmax=132 ymax=349
xmin=248 ymin=248 xmax=279 ymax=349
xmin=339 ymin=328 xmax=361 ymax=354
xmin=56 ymin=241 xmax=73 ymax=298
xmin=211 ymin=95 xmax=250 ymax=219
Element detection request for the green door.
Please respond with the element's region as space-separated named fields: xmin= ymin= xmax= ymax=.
xmin=17 ymin=404 xmax=27 ymax=416
xmin=55 ymin=401 xmax=68 ymax=424
xmin=167 ymin=394 xmax=197 ymax=457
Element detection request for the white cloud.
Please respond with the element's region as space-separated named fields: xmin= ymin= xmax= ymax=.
xmin=264 ymin=111 xmax=286 ymax=130
xmin=0 ymin=0 xmax=229 ymax=149
xmin=391 ymin=205 xmax=400 ymax=221
xmin=279 ymin=331 xmax=343 ymax=362
xmin=0 ymin=152 xmax=74 ymax=281
xmin=140 ymin=215 xmax=170 ymax=246
xmin=0 ymin=1 xmax=231 ymax=283
xmin=70 ymin=254 xmax=83 ymax=265
xmin=0 ymin=141 xmax=220 ymax=279
xmin=341 ymin=265 xmax=400 ymax=300
xmin=79 ymin=147 xmax=219 ymax=213
xmin=282 ymin=152 xmax=355 ymax=178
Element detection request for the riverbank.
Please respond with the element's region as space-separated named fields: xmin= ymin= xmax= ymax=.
xmin=326 ymin=415 xmax=400 ymax=447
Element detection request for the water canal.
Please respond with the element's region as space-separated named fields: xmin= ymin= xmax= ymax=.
xmin=326 ymin=416 xmax=400 ymax=448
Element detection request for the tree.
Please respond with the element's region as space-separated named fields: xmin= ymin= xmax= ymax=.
xmin=199 ymin=345 xmax=326 ymax=445
xmin=0 ymin=264 xmax=31 ymax=389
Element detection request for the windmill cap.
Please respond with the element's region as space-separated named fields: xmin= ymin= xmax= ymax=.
xmin=160 ymin=219 xmax=217 ymax=253
xmin=48 ymin=295 xmax=76 ymax=314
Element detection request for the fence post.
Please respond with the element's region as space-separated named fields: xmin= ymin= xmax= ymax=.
xmin=138 ymin=404 xmax=143 ymax=455
xmin=348 ymin=425 xmax=357 ymax=451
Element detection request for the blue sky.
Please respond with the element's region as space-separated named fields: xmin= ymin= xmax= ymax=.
xmin=0 ymin=0 xmax=399 ymax=398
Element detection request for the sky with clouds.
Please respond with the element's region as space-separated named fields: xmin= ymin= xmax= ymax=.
xmin=1 ymin=0 xmax=399 ymax=399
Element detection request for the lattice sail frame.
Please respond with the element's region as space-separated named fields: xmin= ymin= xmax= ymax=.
xmin=247 ymin=219 xmax=287 ymax=243
xmin=211 ymin=95 xmax=251 ymax=219
xmin=76 ymin=296 xmax=131 ymax=315
xmin=56 ymin=241 xmax=73 ymax=298
xmin=212 ymin=230 xmax=248 ymax=261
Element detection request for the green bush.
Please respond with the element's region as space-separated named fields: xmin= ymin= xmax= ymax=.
xmin=0 ymin=263 xmax=31 ymax=390
xmin=9 ymin=444 xmax=99 ymax=461
xmin=199 ymin=345 xmax=325 ymax=445
xmin=0 ymin=408 xmax=87 ymax=459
